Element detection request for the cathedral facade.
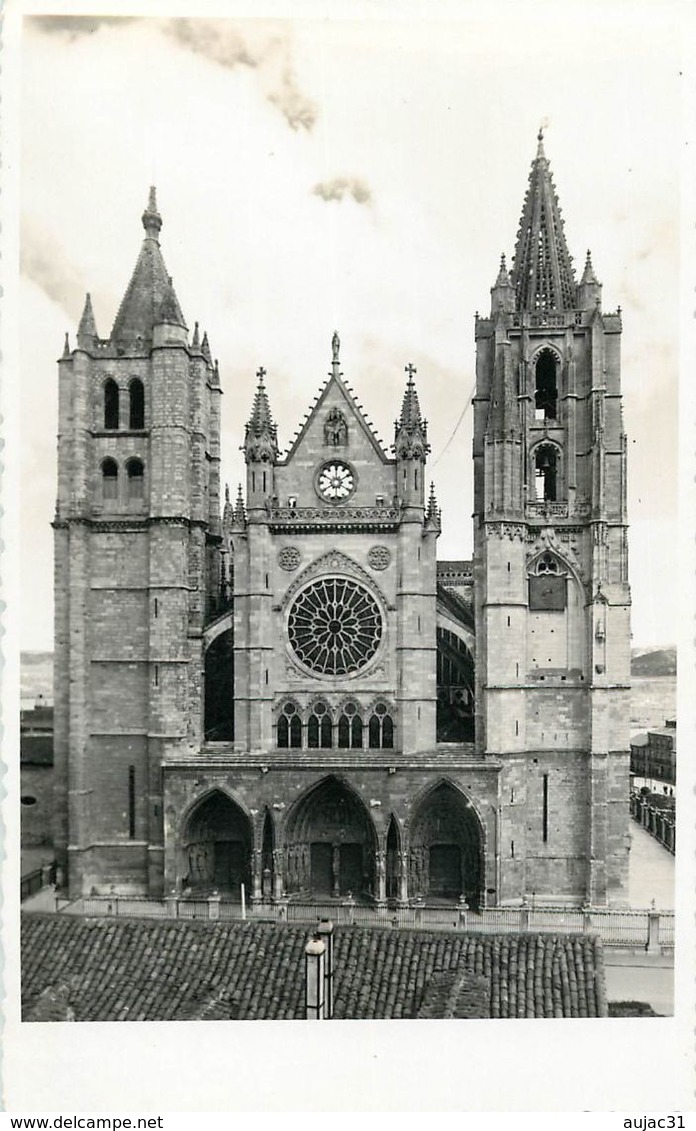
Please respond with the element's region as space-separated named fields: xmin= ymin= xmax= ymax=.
xmin=52 ymin=137 xmax=631 ymax=907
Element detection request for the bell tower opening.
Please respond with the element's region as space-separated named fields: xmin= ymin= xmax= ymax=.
xmin=534 ymin=349 xmax=558 ymax=421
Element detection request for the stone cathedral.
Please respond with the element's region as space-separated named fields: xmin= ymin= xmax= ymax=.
xmin=53 ymin=135 xmax=631 ymax=908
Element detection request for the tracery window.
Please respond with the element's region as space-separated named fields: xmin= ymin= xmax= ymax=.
xmin=129 ymin=378 xmax=145 ymax=429
xmin=288 ymin=577 xmax=382 ymax=676
xmin=368 ymin=701 xmax=394 ymax=749
xmin=338 ymin=702 xmax=363 ymax=749
xmin=104 ymin=379 xmax=119 ymax=430
xmin=277 ymin=702 xmax=302 ymax=749
xmin=308 ymin=701 xmax=332 ymax=749
xmin=101 ymin=458 xmax=118 ymax=501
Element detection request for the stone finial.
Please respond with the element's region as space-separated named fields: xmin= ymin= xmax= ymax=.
xmin=142 ymin=185 xmax=162 ymax=239
xmin=62 ymin=332 xmax=71 ymax=358
xmin=77 ymin=293 xmax=98 ymax=349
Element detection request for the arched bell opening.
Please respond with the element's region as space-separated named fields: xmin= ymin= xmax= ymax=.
xmin=409 ymin=782 xmax=484 ymax=909
xmin=182 ymin=790 xmax=251 ymax=898
xmin=284 ymin=776 xmax=378 ymax=902
xmin=204 ymin=629 xmax=234 ymax=741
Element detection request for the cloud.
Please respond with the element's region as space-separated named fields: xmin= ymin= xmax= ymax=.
xmin=32 ymin=15 xmax=319 ymax=134
xmin=312 ymin=177 xmax=373 ymax=205
xmin=162 ymin=20 xmax=319 ymax=131
xmin=268 ymin=66 xmax=318 ymax=132
xmin=20 ymin=218 xmax=87 ymax=318
xmin=162 ymin=18 xmax=260 ymax=70
xmin=29 ymin=15 xmax=137 ymax=38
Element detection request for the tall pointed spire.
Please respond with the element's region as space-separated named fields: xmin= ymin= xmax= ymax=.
xmin=111 ymin=188 xmax=186 ymax=348
xmin=244 ymin=367 xmax=279 ymax=463
xmin=399 ymin=363 xmax=424 ymax=429
xmin=232 ymin=483 xmax=247 ymax=529
xmin=580 ymin=249 xmax=598 ymax=285
xmin=510 ymin=131 xmax=576 ymax=312
xmin=395 ymin=363 xmax=430 ymax=461
xmin=76 ymin=293 xmax=98 ymax=350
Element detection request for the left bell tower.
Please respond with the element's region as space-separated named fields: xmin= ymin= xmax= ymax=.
xmin=53 ymin=189 xmax=223 ymax=897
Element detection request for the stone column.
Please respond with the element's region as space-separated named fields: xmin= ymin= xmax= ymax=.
xmin=251 ymin=848 xmax=262 ymax=902
xmin=398 ymin=851 xmax=409 ymax=905
xmin=376 ymin=850 xmax=386 ymax=905
xmin=272 ymin=848 xmax=283 ymax=900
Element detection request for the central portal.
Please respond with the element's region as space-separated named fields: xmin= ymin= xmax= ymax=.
xmin=286 ymin=776 xmax=378 ymax=900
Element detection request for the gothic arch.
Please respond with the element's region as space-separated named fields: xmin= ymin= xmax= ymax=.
xmin=530 ymin=439 xmax=564 ymax=502
xmin=203 ymin=628 xmax=234 ymax=741
xmin=283 ymin=774 xmax=378 ymax=899
xmin=407 ymin=778 xmax=485 ymax=908
xmin=280 ymin=548 xmax=389 ymax=611
xmin=180 ymin=787 xmax=253 ymax=896
xmin=203 ymin=611 xmax=234 ymax=649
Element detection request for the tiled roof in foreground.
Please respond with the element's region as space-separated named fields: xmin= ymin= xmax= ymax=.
xmin=21 ymin=913 xmax=606 ymax=1021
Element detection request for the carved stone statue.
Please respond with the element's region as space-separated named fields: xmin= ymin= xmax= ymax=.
xmin=324 ymin=407 xmax=348 ymax=447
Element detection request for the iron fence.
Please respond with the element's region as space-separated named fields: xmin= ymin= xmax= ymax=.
xmin=48 ymin=892 xmax=674 ymax=949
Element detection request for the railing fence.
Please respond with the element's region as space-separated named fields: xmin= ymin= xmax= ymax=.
xmin=47 ymin=893 xmax=673 ymax=950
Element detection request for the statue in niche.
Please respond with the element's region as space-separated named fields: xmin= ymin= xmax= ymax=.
xmin=324 ymin=408 xmax=348 ymax=447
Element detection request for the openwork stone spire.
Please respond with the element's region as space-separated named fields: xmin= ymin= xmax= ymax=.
xmin=244 ymin=368 xmax=279 ymax=463
xmin=395 ymin=363 xmax=430 ymax=460
xmin=510 ymin=131 xmax=576 ymax=312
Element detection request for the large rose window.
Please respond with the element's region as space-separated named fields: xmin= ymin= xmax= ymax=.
xmin=288 ymin=577 xmax=383 ymax=675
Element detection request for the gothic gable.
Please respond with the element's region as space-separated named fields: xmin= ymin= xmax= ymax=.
xmin=274 ymin=374 xmax=394 ymax=510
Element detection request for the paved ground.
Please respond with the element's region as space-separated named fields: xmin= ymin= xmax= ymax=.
xmin=604 ymin=950 xmax=673 ymax=1016
xmin=606 ymin=823 xmax=675 ymax=1015
xmin=628 ymin=822 xmax=674 ymax=910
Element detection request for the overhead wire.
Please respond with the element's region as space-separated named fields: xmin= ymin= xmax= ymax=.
xmin=431 ymin=379 xmax=476 ymax=468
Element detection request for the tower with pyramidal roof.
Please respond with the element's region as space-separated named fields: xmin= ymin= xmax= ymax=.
xmin=53 ymin=189 xmax=224 ymax=894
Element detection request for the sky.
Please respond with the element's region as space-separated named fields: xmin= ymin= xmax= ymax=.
xmin=17 ymin=6 xmax=684 ymax=650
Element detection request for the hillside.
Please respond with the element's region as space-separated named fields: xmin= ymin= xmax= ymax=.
xmin=21 ymin=646 xmax=677 ymax=698
xmin=630 ymin=647 xmax=676 ymax=678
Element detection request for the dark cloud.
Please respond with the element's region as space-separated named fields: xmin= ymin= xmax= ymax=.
xmin=162 ymin=18 xmax=259 ymax=69
xmin=268 ymin=67 xmax=318 ymax=132
xmin=313 ymin=177 xmax=373 ymax=206
xmin=32 ymin=15 xmax=319 ymax=133
xmin=29 ymin=15 xmax=137 ymax=38
xmin=21 ymin=219 xmax=87 ymax=318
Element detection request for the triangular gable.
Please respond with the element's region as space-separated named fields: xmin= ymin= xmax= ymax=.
xmin=281 ymin=373 xmax=391 ymax=466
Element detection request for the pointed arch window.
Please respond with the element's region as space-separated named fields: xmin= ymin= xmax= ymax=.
xmin=534 ymin=351 xmax=558 ymax=421
xmin=368 ymin=701 xmax=394 ymax=749
xmin=308 ymin=702 xmax=332 ymax=748
xmin=101 ymin=457 xmax=118 ymax=501
xmin=126 ymin=458 xmax=145 ymax=501
xmin=277 ymin=702 xmax=302 ymax=749
xmin=129 ymin=378 xmax=145 ymax=430
xmin=338 ymin=702 xmax=363 ymax=749
xmin=104 ymin=379 xmax=119 ymax=430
